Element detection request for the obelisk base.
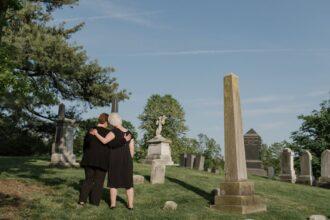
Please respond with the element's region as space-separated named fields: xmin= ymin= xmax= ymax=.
xmin=212 ymin=181 xmax=267 ymax=214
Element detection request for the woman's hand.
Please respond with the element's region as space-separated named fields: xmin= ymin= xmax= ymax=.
xmin=89 ymin=129 xmax=98 ymax=136
xmin=124 ymin=133 xmax=132 ymax=142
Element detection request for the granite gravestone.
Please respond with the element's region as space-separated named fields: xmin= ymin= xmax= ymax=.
xmin=186 ymin=154 xmax=195 ymax=169
xmin=212 ymin=73 xmax=266 ymax=214
xmin=318 ymin=149 xmax=330 ymax=186
xmin=150 ymin=160 xmax=166 ymax=184
xmin=267 ymin=166 xmax=275 ymax=179
xmin=193 ymin=155 xmax=205 ymax=171
xmin=244 ymin=129 xmax=267 ymax=176
xmin=180 ymin=153 xmax=187 ymax=167
xmin=297 ymin=150 xmax=313 ymax=185
xmin=279 ymin=148 xmax=296 ymax=183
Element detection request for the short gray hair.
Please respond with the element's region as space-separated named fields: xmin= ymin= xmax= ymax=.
xmin=108 ymin=113 xmax=122 ymax=127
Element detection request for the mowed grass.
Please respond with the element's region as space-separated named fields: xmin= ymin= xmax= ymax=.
xmin=0 ymin=156 xmax=329 ymax=220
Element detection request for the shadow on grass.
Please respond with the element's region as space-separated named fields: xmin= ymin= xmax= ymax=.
xmin=166 ymin=176 xmax=212 ymax=202
xmin=0 ymin=157 xmax=80 ymax=188
xmin=0 ymin=192 xmax=23 ymax=208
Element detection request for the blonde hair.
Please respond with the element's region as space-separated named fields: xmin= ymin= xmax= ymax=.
xmin=108 ymin=113 xmax=122 ymax=127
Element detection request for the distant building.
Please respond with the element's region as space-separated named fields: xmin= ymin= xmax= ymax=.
xmin=244 ymin=129 xmax=267 ymax=176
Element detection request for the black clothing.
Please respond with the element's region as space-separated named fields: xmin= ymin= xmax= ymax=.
xmin=79 ymin=166 xmax=106 ymax=206
xmin=108 ymin=128 xmax=134 ymax=189
xmin=80 ymin=127 xmax=110 ymax=171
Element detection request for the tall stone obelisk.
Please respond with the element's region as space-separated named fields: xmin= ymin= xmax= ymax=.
xmin=213 ymin=73 xmax=266 ymax=214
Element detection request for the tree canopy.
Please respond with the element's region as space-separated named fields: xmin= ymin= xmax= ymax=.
xmin=0 ymin=0 xmax=128 ymax=154
xmin=138 ymin=94 xmax=188 ymax=161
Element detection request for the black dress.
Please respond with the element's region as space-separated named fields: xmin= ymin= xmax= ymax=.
xmin=107 ymin=127 xmax=134 ymax=189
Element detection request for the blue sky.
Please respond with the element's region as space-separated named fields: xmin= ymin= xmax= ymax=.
xmin=53 ymin=0 xmax=330 ymax=150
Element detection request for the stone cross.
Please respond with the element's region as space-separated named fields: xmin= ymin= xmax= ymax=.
xmin=279 ymin=148 xmax=296 ymax=183
xmin=319 ymin=149 xmax=330 ymax=186
xmin=213 ymin=73 xmax=266 ymax=214
xmin=50 ymin=103 xmax=79 ymax=168
xmin=297 ymin=150 xmax=313 ymax=185
xmin=156 ymin=115 xmax=167 ymax=137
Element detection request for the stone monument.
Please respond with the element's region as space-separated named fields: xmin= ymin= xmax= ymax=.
xmin=180 ymin=153 xmax=187 ymax=167
xmin=297 ymin=150 xmax=314 ymax=185
xmin=144 ymin=116 xmax=174 ymax=165
xmin=150 ymin=159 xmax=166 ymax=184
xmin=267 ymin=166 xmax=275 ymax=179
xmin=212 ymin=73 xmax=266 ymax=214
xmin=186 ymin=154 xmax=195 ymax=169
xmin=318 ymin=149 xmax=330 ymax=186
xmin=50 ymin=103 xmax=79 ymax=167
xmin=279 ymin=148 xmax=296 ymax=183
xmin=244 ymin=129 xmax=267 ymax=176
xmin=193 ymin=155 xmax=205 ymax=171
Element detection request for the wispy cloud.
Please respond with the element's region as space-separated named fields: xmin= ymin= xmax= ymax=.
xmin=124 ymin=48 xmax=330 ymax=57
xmin=54 ymin=0 xmax=165 ymax=28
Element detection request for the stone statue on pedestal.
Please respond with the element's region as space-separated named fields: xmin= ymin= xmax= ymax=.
xmin=144 ymin=115 xmax=174 ymax=165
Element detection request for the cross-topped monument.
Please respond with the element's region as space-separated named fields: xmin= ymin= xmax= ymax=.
xmin=50 ymin=103 xmax=79 ymax=168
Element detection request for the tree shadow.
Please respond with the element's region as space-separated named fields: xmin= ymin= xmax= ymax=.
xmin=166 ymin=176 xmax=212 ymax=202
xmin=0 ymin=192 xmax=23 ymax=208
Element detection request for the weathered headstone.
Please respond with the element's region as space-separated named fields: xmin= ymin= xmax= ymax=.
xmin=297 ymin=150 xmax=314 ymax=185
xmin=207 ymin=168 xmax=212 ymax=173
xmin=180 ymin=153 xmax=187 ymax=167
xmin=50 ymin=103 xmax=79 ymax=168
xmin=193 ymin=155 xmax=205 ymax=171
xmin=163 ymin=201 xmax=177 ymax=211
xmin=211 ymin=168 xmax=220 ymax=174
xmin=318 ymin=149 xmax=330 ymax=186
xmin=150 ymin=160 xmax=166 ymax=184
xmin=244 ymin=129 xmax=267 ymax=176
xmin=212 ymin=73 xmax=266 ymax=214
xmin=267 ymin=166 xmax=275 ymax=179
xmin=144 ymin=116 xmax=174 ymax=165
xmin=186 ymin=154 xmax=195 ymax=169
xmin=133 ymin=175 xmax=145 ymax=185
xmin=309 ymin=215 xmax=328 ymax=220
xmin=279 ymin=148 xmax=296 ymax=183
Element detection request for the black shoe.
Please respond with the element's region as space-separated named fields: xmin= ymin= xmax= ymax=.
xmin=110 ymin=206 xmax=116 ymax=209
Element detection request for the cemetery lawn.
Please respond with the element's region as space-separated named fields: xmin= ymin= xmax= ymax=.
xmin=0 ymin=157 xmax=329 ymax=220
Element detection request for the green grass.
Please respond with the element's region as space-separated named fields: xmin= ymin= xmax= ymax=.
xmin=0 ymin=156 xmax=329 ymax=219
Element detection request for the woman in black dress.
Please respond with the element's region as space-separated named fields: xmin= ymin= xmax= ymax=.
xmin=90 ymin=113 xmax=135 ymax=210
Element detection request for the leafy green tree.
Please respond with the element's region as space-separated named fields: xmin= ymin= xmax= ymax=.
xmin=138 ymin=94 xmax=188 ymax=162
xmin=291 ymin=99 xmax=330 ymax=177
xmin=195 ymin=134 xmax=222 ymax=170
xmin=260 ymin=141 xmax=288 ymax=174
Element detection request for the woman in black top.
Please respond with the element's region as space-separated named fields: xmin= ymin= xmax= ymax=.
xmin=90 ymin=113 xmax=135 ymax=210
